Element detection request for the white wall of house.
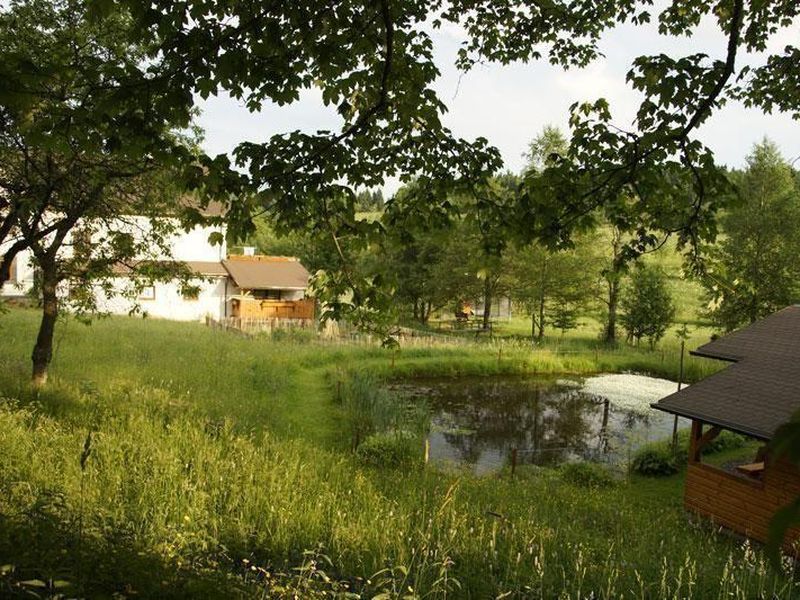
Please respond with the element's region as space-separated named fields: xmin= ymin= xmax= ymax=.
xmin=87 ymin=216 xmax=226 ymax=262
xmin=93 ymin=276 xmax=229 ymax=321
xmin=1 ymin=216 xmax=228 ymax=319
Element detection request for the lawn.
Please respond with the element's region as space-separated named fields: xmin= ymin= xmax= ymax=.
xmin=0 ymin=309 xmax=795 ymax=598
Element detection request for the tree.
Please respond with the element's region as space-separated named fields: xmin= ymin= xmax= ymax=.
xmin=550 ymin=304 xmax=579 ymax=337
xmin=378 ymin=181 xmax=492 ymax=326
xmin=599 ymin=226 xmax=627 ymax=344
xmin=355 ymin=190 xmax=385 ymax=212
xmin=111 ymin=0 xmax=800 ymax=335
xmin=524 ymin=125 xmax=568 ymax=174
xmin=0 ymin=0 xmax=200 ymax=385
xmin=506 ymin=238 xmax=599 ymax=341
xmin=703 ymin=140 xmax=800 ymax=331
xmin=620 ymin=264 xmax=676 ymax=348
xmin=457 ymin=0 xmax=797 ymax=275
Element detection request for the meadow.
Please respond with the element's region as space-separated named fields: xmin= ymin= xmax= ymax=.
xmin=0 ymin=309 xmax=796 ymax=598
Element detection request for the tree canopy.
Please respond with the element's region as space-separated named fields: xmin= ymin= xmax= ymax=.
xmin=103 ymin=0 xmax=800 ymax=328
xmin=703 ymin=139 xmax=800 ymax=330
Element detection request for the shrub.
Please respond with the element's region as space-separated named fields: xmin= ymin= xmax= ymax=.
xmin=559 ymin=461 xmax=617 ymax=488
xmin=356 ymin=431 xmax=420 ymax=468
xmin=631 ymin=444 xmax=679 ymax=476
xmin=703 ymin=430 xmax=748 ymax=454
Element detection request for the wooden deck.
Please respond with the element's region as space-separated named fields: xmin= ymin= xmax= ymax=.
xmin=230 ymin=297 xmax=315 ymax=320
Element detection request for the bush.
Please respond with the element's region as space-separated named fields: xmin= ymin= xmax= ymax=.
xmin=631 ymin=430 xmax=749 ymax=477
xmin=631 ymin=444 xmax=680 ymax=476
xmin=703 ymin=430 xmax=748 ymax=454
xmin=559 ymin=461 xmax=617 ymax=488
xmin=356 ymin=431 xmax=420 ymax=468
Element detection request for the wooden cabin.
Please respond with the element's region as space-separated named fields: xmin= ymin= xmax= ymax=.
xmin=223 ymin=256 xmax=314 ymax=321
xmin=653 ymin=306 xmax=800 ymax=548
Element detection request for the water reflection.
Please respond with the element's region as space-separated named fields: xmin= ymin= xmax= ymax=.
xmin=392 ymin=376 xmax=684 ymax=474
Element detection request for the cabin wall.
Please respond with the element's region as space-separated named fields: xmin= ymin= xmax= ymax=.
xmin=684 ymin=457 xmax=800 ymax=546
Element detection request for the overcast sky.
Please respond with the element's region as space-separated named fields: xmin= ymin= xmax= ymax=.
xmin=196 ymin=13 xmax=800 ymax=195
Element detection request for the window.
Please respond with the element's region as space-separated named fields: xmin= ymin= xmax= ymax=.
xmin=138 ymin=285 xmax=156 ymax=301
xmin=254 ymin=289 xmax=281 ymax=300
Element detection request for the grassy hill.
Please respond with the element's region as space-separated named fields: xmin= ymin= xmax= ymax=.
xmin=0 ymin=310 xmax=792 ymax=598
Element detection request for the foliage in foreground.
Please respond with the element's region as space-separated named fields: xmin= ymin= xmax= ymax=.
xmin=0 ymin=311 xmax=796 ymax=598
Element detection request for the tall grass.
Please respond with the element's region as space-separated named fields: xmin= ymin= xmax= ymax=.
xmin=0 ymin=309 xmax=793 ymax=598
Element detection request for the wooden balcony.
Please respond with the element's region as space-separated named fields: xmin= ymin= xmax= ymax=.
xmin=230 ymin=297 xmax=315 ymax=320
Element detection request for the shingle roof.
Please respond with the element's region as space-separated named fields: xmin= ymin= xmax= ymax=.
xmin=653 ymin=305 xmax=800 ymax=440
xmin=185 ymin=261 xmax=227 ymax=276
xmin=112 ymin=260 xmax=227 ymax=277
xmin=222 ymin=257 xmax=310 ymax=290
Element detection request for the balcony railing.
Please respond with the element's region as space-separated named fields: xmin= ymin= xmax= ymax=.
xmin=230 ymin=297 xmax=315 ymax=320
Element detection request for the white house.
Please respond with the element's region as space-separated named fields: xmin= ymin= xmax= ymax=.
xmin=1 ymin=206 xmax=313 ymax=322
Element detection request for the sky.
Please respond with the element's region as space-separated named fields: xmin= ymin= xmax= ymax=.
xmin=196 ymin=11 xmax=800 ymax=196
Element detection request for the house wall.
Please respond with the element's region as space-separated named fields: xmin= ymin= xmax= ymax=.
xmin=93 ymin=276 xmax=229 ymax=321
xmin=472 ymin=296 xmax=513 ymax=319
xmin=1 ymin=217 xmax=227 ymax=319
xmin=684 ymin=457 xmax=800 ymax=547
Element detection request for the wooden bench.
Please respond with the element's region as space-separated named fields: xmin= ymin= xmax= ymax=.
xmin=735 ymin=461 xmax=765 ymax=477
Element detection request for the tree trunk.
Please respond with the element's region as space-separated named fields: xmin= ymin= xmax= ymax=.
xmin=31 ymin=259 xmax=59 ymax=387
xmin=531 ymin=311 xmax=536 ymax=344
xmin=421 ymin=301 xmax=431 ymax=325
xmin=604 ymin=277 xmax=620 ymax=344
xmin=537 ymin=293 xmax=546 ymax=340
xmin=603 ymin=229 xmax=623 ymax=344
xmin=482 ymin=279 xmax=492 ymax=330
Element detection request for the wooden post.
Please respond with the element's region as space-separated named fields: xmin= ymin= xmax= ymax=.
xmin=424 ymin=438 xmax=430 ymax=464
xmin=689 ymin=420 xmax=702 ymax=463
xmin=510 ymin=447 xmax=518 ymax=478
xmin=672 ymin=339 xmax=685 ymax=452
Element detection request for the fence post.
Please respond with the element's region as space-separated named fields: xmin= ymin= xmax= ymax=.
xmin=510 ymin=447 xmax=518 ymax=478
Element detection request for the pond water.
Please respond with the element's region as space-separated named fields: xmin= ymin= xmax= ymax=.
xmin=391 ymin=374 xmax=689 ymax=474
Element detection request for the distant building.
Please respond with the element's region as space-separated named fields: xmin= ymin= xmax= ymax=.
xmin=653 ymin=306 xmax=800 ymax=548
xmin=470 ymin=296 xmax=513 ymax=320
xmin=1 ymin=205 xmax=313 ymax=322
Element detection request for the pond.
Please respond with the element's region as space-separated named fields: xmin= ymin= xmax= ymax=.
xmin=391 ymin=374 xmax=689 ymax=474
